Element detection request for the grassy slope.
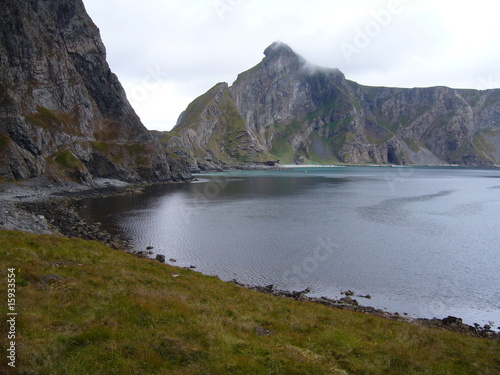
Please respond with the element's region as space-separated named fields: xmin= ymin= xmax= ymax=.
xmin=0 ymin=230 xmax=498 ymax=375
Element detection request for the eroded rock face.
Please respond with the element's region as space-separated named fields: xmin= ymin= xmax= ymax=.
xmin=0 ymin=0 xmax=191 ymax=182
xmin=165 ymin=41 xmax=500 ymax=167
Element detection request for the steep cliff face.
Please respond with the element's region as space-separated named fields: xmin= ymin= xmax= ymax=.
xmin=0 ymin=0 xmax=191 ymax=182
xmin=166 ymin=42 xmax=500 ymax=168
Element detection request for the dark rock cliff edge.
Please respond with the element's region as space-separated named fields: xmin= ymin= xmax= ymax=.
xmin=164 ymin=41 xmax=500 ymax=171
xmin=0 ymin=0 xmax=191 ymax=183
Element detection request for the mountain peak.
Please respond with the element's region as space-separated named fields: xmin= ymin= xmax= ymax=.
xmin=263 ymin=41 xmax=294 ymax=57
xmin=260 ymin=41 xmax=307 ymax=73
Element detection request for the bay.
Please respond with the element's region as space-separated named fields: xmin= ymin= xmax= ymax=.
xmin=77 ymin=167 xmax=500 ymax=328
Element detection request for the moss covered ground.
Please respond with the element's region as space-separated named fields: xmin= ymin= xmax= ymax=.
xmin=0 ymin=230 xmax=498 ymax=374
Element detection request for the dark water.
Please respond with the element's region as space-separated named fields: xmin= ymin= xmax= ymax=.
xmin=77 ymin=167 xmax=500 ymax=327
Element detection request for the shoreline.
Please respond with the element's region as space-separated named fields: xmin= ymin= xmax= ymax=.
xmin=277 ymin=163 xmax=500 ymax=169
xmin=228 ymin=281 xmax=499 ymax=340
xmin=193 ymin=163 xmax=500 ymax=174
xmin=1 ymin=177 xmax=498 ymax=340
xmin=0 ymin=177 xmax=167 ymax=250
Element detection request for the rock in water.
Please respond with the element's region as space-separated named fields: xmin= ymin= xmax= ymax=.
xmin=155 ymin=254 xmax=166 ymax=263
xmin=0 ymin=0 xmax=191 ymax=183
xmin=342 ymin=290 xmax=355 ymax=296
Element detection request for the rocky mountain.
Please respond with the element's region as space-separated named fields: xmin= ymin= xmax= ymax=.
xmin=0 ymin=0 xmax=191 ymax=182
xmin=164 ymin=42 xmax=500 ymax=170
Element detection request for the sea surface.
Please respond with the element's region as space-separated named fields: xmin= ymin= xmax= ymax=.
xmin=77 ymin=167 xmax=500 ymax=327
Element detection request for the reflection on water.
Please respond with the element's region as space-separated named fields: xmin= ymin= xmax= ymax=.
xmin=77 ymin=167 xmax=500 ymax=327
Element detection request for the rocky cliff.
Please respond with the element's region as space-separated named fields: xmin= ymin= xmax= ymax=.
xmin=165 ymin=42 xmax=500 ymax=169
xmin=0 ymin=0 xmax=191 ymax=182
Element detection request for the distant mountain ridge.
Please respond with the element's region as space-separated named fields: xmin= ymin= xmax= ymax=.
xmin=0 ymin=0 xmax=191 ymax=182
xmin=163 ymin=41 xmax=500 ymax=170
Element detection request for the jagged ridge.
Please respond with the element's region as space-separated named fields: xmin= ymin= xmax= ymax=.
xmin=164 ymin=41 xmax=500 ymax=169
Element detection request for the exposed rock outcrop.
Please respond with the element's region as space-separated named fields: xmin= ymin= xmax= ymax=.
xmin=0 ymin=0 xmax=191 ymax=182
xmin=164 ymin=41 xmax=500 ymax=168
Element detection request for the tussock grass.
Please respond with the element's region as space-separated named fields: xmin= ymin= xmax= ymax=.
xmin=0 ymin=230 xmax=498 ymax=374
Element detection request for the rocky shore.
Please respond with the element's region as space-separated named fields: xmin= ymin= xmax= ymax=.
xmin=0 ymin=177 xmax=142 ymax=251
xmin=20 ymin=199 xmax=133 ymax=251
xmin=189 ymin=161 xmax=285 ymax=173
xmin=1 ymin=177 xmax=498 ymax=341
xmin=229 ymin=281 xmax=500 ymax=341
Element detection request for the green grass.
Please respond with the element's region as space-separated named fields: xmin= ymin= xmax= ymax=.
xmin=53 ymin=150 xmax=82 ymax=170
xmin=89 ymin=141 xmax=153 ymax=166
xmin=473 ymin=133 xmax=495 ymax=154
xmin=122 ymin=143 xmax=150 ymax=166
xmin=25 ymin=106 xmax=82 ymax=136
xmin=404 ymin=138 xmax=423 ymax=153
xmin=365 ymin=132 xmax=392 ymax=146
xmin=472 ymin=133 xmax=496 ymax=162
xmin=90 ymin=141 xmax=109 ymax=153
xmin=219 ymin=93 xmax=247 ymax=155
xmin=25 ymin=106 xmax=63 ymax=130
xmin=1 ymin=230 xmax=498 ymax=374
xmin=270 ymin=136 xmax=295 ymax=162
xmin=331 ymin=131 xmax=355 ymax=152
xmin=175 ymin=83 xmax=227 ymax=133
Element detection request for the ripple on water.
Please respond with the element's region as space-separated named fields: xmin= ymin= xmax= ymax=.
xmin=78 ymin=169 xmax=500 ymax=327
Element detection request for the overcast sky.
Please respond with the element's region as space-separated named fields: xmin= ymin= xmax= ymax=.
xmin=82 ymin=0 xmax=500 ymax=131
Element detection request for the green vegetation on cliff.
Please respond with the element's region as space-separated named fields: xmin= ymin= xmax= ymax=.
xmin=1 ymin=0 xmax=190 ymax=182
xmin=25 ymin=106 xmax=63 ymax=130
xmin=167 ymin=43 xmax=500 ymax=168
xmin=1 ymin=231 xmax=498 ymax=374
xmin=53 ymin=150 xmax=82 ymax=170
xmin=0 ymin=135 xmax=9 ymax=152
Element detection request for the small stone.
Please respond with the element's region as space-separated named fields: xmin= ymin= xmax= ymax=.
xmin=169 ymin=258 xmax=177 ymax=263
xmin=40 ymin=274 xmax=65 ymax=285
xmin=146 ymin=246 xmax=154 ymax=250
xmin=155 ymin=254 xmax=165 ymax=263
xmin=442 ymin=316 xmax=462 ymax=326
xmin=339 ymin=296 xmax=359 ymax=306
xmin=341 ymin=290 xmax=355 ymax=296
xmin=254 ymin=327 xmax=272 ymax=336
